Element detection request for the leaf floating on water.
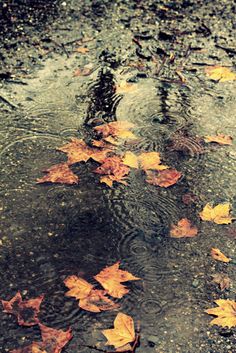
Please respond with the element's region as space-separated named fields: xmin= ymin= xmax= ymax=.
xmin=94 ymin=262 xmax=140 ymax=299
xmin=205 ymin=66 xmax=236 ymax=82
xmin=199 ymin=203 xmax=232 ymax=224
xmin=205 ymin=299 xmax=236 ymax=328
xmin=102 ymin=313 xmax=135 ymax=349
xmin=210 ymin=248 xmax=231 ymax=263
xmin=146 ymin=169 xmax=182 ymax=187
xmin=138 ymin=152 xmax=169 ymax=171
xmin=170 ymin=218 xmax=198 ymax=238
xmin=204 ymin=134 xmax=233 ymax=145
xmin=212 ymin=273 xmax=231 ymax=291
xmin=122 ymin=151 xmax=139 ymax=169
xmin=64 ymin=275 xmax=118 ymax=312
xmin=37 ymin=163 xmax=79 ymax=185
xmin=1 ymin=292 xmax=44 ymax=326
xmin=94 ymin=121 xmax=136 ymax=141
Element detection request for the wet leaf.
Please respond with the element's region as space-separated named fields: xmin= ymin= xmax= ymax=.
xmin=10 ymin=324 xmax=72 ymax=353
xmin=204 ymin=134 xmax=233 ymax=145
xmin=94 ymin=121 xmax=136 ymax=141
xmin=210 ymin=248 xmax=231 ymax=263
xmin=37 ymin=163 xmax=79 ymax=185
xmin=170 ymin=218 xmax=198 ymax=238
xmin=76 ymin=47 xmax=89 ymax=54
xmin=1 ymin=292 xmax=44 ymax=327
xmin=212 ymin=273 xmax=231 ymax=291
xmin=64 ymin=275 xmax=118 ymax=312
xmin=145 ymin=169 xmax=182 ymax=187
xmin=102 ymin=313 xmax=135 ymax=349
xmin=122 ymin=151 xmax=139 ymax=169
xmin=58 ymin=138 xmax=111 ymax=165
xmin=94 ymin=156 xmax=130 ymax=187
xmin=199 ymin=203 xmax=232 ymax=224
xmin=182 ymin=192 xmax=198 ymax=205
xmin=138 ymin=152 xmax=168 ymax=171
xmin=73 ymin=66 xmax=93 ymax=77
xmin=205 ymin=299 xmax=236 ymax=327
xmin=205 ymin=66 xmax=236 ymax=82
xmin=94 ymin=262 xmax=140 ymax=299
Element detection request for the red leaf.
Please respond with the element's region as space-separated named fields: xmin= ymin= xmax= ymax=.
xmin=146 ymin=169 xmax=182 ymax=187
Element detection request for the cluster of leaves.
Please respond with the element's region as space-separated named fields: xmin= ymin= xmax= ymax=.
xmin=2 ymin=263 xmax=140 ymax=352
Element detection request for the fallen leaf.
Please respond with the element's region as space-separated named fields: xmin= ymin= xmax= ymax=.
xmin=1 ymin=292 xmax=44 ymax=326
xmin=76 ymin=47 xmax=90 ymax=54
xmin=212 ymin=273 xmax=231 ymax=291
xmin=146 ymin=169 xmax=182 ymax=187
xmin=199 ymin=203 xmax=232 ymax=224
xmin=58 ymin=138 xmax=111 ymax=165
xmin=182 ymin=192 xmax=198 ymax=205
xmin=116 ymin=81 xmax=138 ymax=94
xmin=205 ymin=299 xmax=236 ymax=327
xmin=102 ymin=313 xmax=135 ymax=349
xmin=94 ymin=262 xmax=140 ymax=299
xmin=10 ymin=324 xmax=72 ymax=353
xmin=138 ymin=152 xmax=168 ymax=171
xmin=94 ymin=121 xmax=136 ymax=141
xmin=205 ymin=66 xmax=236 ymax=82
xmin=73 ymin=67 xmax=93 ymax=77
xmin=94 ymin=156 xmax=130 ymax=187
xmin=64 ymin=275 xmax=118 ymax=312
xmin=210 ymin=248 xmax=231 ymax=263
xmin=170 ymin=218 xmax=198 ymax=238
xmin=204 ymin=134 xmax=233 ymax=145
xmin=122 ymin=151 xmax=139 ymax=169
xmin=37 ymin=163 xmax=79 ymax=185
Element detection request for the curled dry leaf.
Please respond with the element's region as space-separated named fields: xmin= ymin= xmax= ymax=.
xmin=102 ymin=312 xmax=135 ymax=349
xmin=10 ymin=323 xmax=72 ymax=353
xmin=94 ymin=262 xmax=140 ymax=299
xmin=204 ymin=134 xmax=233 ymax=145
xmin=94 ymin=156 xmax=130 ymax=187
xmin=205 ymin=299 xmax=236 ymax=328
xmin=1 ymin=292 xmax=44 ymax=326
xmin=212 ymin=273 xmax=231 ymax=291
xmin=37 ymin=163 xmax=79 ymax=185
xmin=94 ymin=121 xmax=136 ymax=142
xmin=170 ymin=218 xmax=198 ymax=238
xmin=64 ymin=275 xmax=118 ymax=313
xmin=199 ymin=203 xmax=232 ymax=224
xmin=205 ymin=66 xmax=236 ymax=82
xmin=146 ymin=169 xmax=182 ymax=187
xmin=210 ymin=248 xmax=231 ymax=263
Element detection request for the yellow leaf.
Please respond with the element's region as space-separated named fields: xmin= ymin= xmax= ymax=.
xmin=122 ymin=151 xmax=139 ymax=168
xmin=94 ymin=262 xmax=140 ymax=298
xmin=210 ymin=248 xmax=231 ymax=263
xmin=102 ymin=313 xmax=135 ymax=349
xmin=138 ymin=152 xmax=169 ymax=171
xmin=205 ymin=299 xmax=236 ymax=327
xmin=205 ymin=66 xmax=236 ymax=82
xmin=204 ymin=134 xmax=233 ymax=145
xmin=199 ymin=203 xmax=232 ymax=224
xmin=94 ymin=121 xmax=136 ymax=142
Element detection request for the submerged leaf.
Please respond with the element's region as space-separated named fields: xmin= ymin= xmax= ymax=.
xmin=205 ymin=66 xmax=236 ymax=82
xmin=212 ymin=273 xmax=231 ymax=291
xmin=199 ymin=203 xmax=232 ymax=224
xmin=146 ymin=169 xmax=182 ymax=187
xmin=210 ymin=248 xmax=231 ymax=263
xmin=37 ymin=163 xmax=79 ymax=185
xmin=170 ymin=218 xmax=198 ymax=238
xmin=205 ymin=299 xmax=236 ymax=327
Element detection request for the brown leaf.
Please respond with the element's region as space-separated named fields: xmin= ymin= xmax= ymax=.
xmin=146 ymin=169 xmax=182 ymax=187
xmin=205 ymin=299 xmax=236 ymax=327
xmin=210 ymin=248 xmax=231 ymax=263
xmin=204 ymin=134 xmax=233 ymax=145
xmin=212 ymin=273 xmax=231 ymax=291
xmin=1 ymin=292 xmax=44 ymax=326
xmin=73 ymin=66 xmax=93 ymax=77
xmin=94 ymin=156 xmax=130 ymax=187
xmin=37 ymin=163 xmax=79 ymax=185
xmin=182 ymin=192 xmax=198 ymax=205
xmin=94 ymin=262 xmax=140 ymax=299
xmin=205 ymin=66 xmax=236 ymax=82
xmin=170 ymin=218 xmax=198 ymax=238
xmin=94 ymin=121 xmax=136 ymax=141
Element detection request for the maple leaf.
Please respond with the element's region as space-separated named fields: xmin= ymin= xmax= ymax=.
xmin=58 ymin=138 xmax=111 ymax=165
xmin=199 ymin=203 xmax=232 ymax=224
xmin=64 ymin=275 xmax=118 ymax=312
xmin=10 ymin=324 xmax=72 ymax=353
xmin=94 ymin=121 xmax=136 ymax=142
xmin=122 ymin=151 xmax=168 ymax=171
xmin=205 ymin=66 xmax=236 ymax=82
xmin=205 ymin=299 xmax=236 ymax=328
xmin=37 ymin=163 xmax=79 ymax=185
xmin=102 ymin=313 xmax=135 ymax=349
xmin=145 ymin=169 xmax=182 ymax=187
xmin=76 ymin=47 xmax=89 ymax=54
xmin=210 ymin=248 xmax=231 ymax=263
xmin=170 ymin=218 xmax=198 ymax=238
xmin=94 ymin=262 xmax=140 ymax=299
xmin=122 ymin=151 xmax=139 ymax=169
xmin=94 ymin=156 xmax=130 ymax=187
xmin=1 ymin=292 xmax=44 ymax=326
xmin=204 ymin=134 xmax=233 ymax=145
xmin=212 ymin=273 xmax=231 ymax=291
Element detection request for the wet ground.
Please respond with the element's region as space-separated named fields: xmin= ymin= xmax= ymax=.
xmin=0 ymin=1 xmax=236 ymax=352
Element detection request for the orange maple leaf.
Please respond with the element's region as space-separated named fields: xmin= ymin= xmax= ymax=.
xmin=204 ymin=134 xmax=233 ymax=145
xmin=170 ymin=218 xmax=198 ymax=238
xmin=94 ymin=156 xmax=130 ymax=187
xmin=37 ymin=163 xmax=79 ymax=185
xmin=123 ymin=151 xmax=168 ymax=171
xmin=64 ymin=275 xmax=118 ymax=312
xmin=94 ymin=121 xmax=136 ymax=142
xmin=210 ymin=248 xmax=231 ymax=263
xmin=94 ymin=262 xmax=140 ymax=299
xmin=102 ymin=313 xmax=135 ymax=349
xmin=145 ymin=169 xmax=182 ymax=187
xmin=205 ymin=299 xmax=236 ymax=328
xmin=76 ymin=47 xmax=90 ymax=54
